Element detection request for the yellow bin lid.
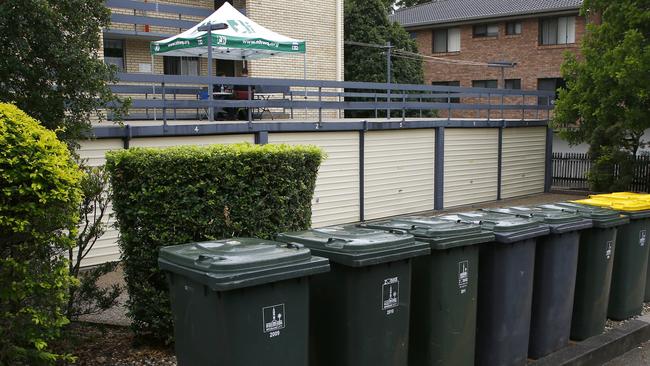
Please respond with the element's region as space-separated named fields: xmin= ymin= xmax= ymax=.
xmin=573 ymin=197 xmax=650 ymax=212
xmin=591 ymin=192 xmax=650 ymax=200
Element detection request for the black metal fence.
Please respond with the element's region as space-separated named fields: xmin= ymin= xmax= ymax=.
xmin=552 ymin=152 xmax=650 ymax=192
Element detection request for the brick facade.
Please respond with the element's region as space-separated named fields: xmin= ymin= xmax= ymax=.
xmin=106 ymin=0 xmax=342 ymax=82
xmin=409 ymin=15 xmax=585 ymax=90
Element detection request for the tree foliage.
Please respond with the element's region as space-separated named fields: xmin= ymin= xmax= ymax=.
xmin=553 ymin=0 xmax=650 ymax=190
xmin=345 ymin=0 xmax=424 ymax=85
xmin=394 ymin=0 xmax=431 ymax=10
xmin=0 ymin=0 xmax=128 ymax=148
xmin=0 ymin=103 xmax=82 ymax=365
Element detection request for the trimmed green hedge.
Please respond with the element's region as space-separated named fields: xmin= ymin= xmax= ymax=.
xmin=106 ymin=143 xmax=324 ymax=342
xmin=0 ymin=103 xmax=82 ymax=365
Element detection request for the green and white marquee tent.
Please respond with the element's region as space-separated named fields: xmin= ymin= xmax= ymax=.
xmin=150 ymin=2 xmax=306 ymax=61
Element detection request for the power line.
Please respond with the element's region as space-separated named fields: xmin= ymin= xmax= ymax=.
xmin=346 ymin=40 xmax=496 ymax=67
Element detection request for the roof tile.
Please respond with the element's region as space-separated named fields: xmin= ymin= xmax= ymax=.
xmin=391 ymin=0 xmax=583 ymax=27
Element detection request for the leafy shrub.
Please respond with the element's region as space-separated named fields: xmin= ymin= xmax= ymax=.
xmin=106 ymin=143 xmax=324 ymax=343
xmin=0 ymin=103 xmax=82 ymax=365
xmin=66 ymin=164 xmax=122 ymax=319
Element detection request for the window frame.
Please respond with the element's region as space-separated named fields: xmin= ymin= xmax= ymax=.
xmin=163 ymin=56 xmax=200 ymax=76
xmin=539 ymin=16 xmax=576 ymax=45
xmin=505 ymin=79 xmax=522 ymax=90
xmin=473 ymin=23 xmax=499 ymax=38
xmin=506 ymin=21 xmax=522 ymax=35
xmin=472 ymin=79 xmax=498 ymax=89
xmin=103 ymin=38 xmax=125 ymax=71
xmin=432 ymin=27 xmax=460 ymax=53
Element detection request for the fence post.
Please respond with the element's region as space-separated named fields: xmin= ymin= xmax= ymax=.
xmin=447 ymin=90 xmax=451 ymax=120
xmin=162 ymin=82 xmax=167 ymax=129
xmin=497 ymin=125 xmax=503 ymax=200
xmin=434 ymin=126 xmax=445 ymax=210
xmin=318 ymin=86 xmax=322 ymax=123
xmin=545 ymin=126 xmax=553 ymax=192
xmin=247 ymin=85 xmax=253 ymax=126
xmin=290 ymin=91 xmax=294 ymax=119
xmin=359 ymin=129 xmax=365 ymax=221
xmin=402 ymin=92 xmax=406 ymax=122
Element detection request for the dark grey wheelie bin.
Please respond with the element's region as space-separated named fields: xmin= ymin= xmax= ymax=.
xmin=539 ymin=202 xmax=629 ymax=341
xmin=276 ymin=225 xmax=430 ymax=366
xmin=361 ymin=217 xmax=495 ymax=366
xmin=440 ymin=211 xmax=549 ymax=366
xmin=158 ymin=238 xmax=330 ymax=366
xmin=574 ymin=197 xmax=650 ymax=320
xmin=485 ymin=207 xmax=593 ymax=359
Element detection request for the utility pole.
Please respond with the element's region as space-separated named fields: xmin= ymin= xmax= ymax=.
xmin=198 ymin=22 xmax=228 ymax=121
xmin=386 ymin=41 xmax=393 ymax=119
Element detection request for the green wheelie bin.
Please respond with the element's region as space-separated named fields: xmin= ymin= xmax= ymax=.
xmin=158 ymin=238 xmax=330 ymax=366
xmin=484 ymin=207 xmax=592 ymax=358
xmin=574 ymin=197 xmax=650 ymax=320
xmin=588 ymin=193 xmax=650 ymax=302
xmin=440 ymin=211 xmax=549 ymax=366
xmin=276 ymin=225 xmax=430 ymax=366
xmin=542 ymin=202 xmax=629 ymax=340
xmin=360 ymin=217 xmax=495 ymax=366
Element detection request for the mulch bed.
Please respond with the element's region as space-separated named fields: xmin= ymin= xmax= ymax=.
xmin=54 ymin=322 xmax=176 ymax=366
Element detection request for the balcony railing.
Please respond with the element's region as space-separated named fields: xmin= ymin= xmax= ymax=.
xmin=105 ymin=0 xmax=244 ymax=39
xmin=106 ymin=72 xmax=556 ymax=125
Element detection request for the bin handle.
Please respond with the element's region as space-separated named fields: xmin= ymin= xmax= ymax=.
xmin=280 ymin=242 xmax=304 ymax=250
xmin=325 ymin=237 xmax=351 ymax=248
xmin=196 ymin=254 xmax=226 ymax=264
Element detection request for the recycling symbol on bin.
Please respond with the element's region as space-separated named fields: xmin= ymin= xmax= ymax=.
xmin=382 ymin=277 xmax=399 ymax=310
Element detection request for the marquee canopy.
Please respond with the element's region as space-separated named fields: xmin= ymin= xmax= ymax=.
xmin=150 ymin=2 xmax=306 ymax=60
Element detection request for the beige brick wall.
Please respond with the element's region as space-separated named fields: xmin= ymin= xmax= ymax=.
xmin=107 ymin=0 xmax=343 ymax=119
xmin=246 ymin=0 xmax=343 ymax=82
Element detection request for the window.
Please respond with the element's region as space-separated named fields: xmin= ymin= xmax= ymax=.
xmin=540 ymin=16 xmax=576 ymax=45
xmin=409 ymin=31 xmax=418 ymax=39
xmin=103 ymin=39 xmax=124 ymax=71
xmin=506 ymin=21 xmax=522 ymax=35
xmin=432 ymin=28 xmax=461 ymax=53
xmin=537 ymin=78 xmax=566 ymax=105
xmin=432 ymin=81 xmax=460 ymax=103
xmin=472 ymin=79 xmax=498 ymax=88
xmin=163 ymin=56 xmax=199 ymax=75
xmin=505 ymin=79 xmax=521 ymax=90
xmin=473 ymin=24 xmax=499 ymax=37
xmin=217 ymin=59 xmax=236 ymax=77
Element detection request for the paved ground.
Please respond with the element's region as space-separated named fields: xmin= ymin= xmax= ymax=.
xmin=603 ymin=340 xmax=650 ymax=365
xmin=80 ymin=192 xmax=587 ymax=326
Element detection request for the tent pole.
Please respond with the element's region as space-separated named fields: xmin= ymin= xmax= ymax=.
xmin=207 ymin=29 xmax=214 ymax=121
xmin=304 ymin=52 xmax=307 ymax=118
xmin=151 ymin=54 xmax=156 ymax=121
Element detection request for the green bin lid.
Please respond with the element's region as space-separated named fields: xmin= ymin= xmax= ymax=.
xmin=539 ymin=203 xmax=629 ymax=228
xmin=361 ymin=217 xmax=494 ymax=250
xmin=439 ymin=211 xmax=550 ymax=244
xmin=483 ymin=207 xmax=593 ymax=234
xmin=158 ymin=238 xmax=330 ymax=291
xmin=275 ymin=225 xmax=430 ymax=267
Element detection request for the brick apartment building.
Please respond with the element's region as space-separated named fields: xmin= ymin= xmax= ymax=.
xmin=391 ymin=0 xmax=586 ymax=97
xmin=101 ymin=0 xmax=343 ymax=83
